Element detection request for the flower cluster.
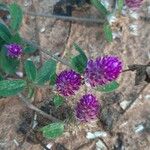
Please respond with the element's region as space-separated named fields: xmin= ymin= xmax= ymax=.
xmin=85 ymin=56 xmax=122 ymax=87
xmin=56 ymin=55 xmax=122 ymax=122
xmin=5 ymin=43 xmax=22 ymax=58
xmin=75 ymin=94 xmax=100 ymax=122
xmin=56 ymin=70 xmax=82 ymax=96
xmin=125 ymin=0 xmax=143 ymax=10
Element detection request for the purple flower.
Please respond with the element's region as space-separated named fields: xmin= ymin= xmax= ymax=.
xmin=75 ymin=94 xmax=100 ymax=122
xmin=5 ymin=43 xmax=22 ymax=58
xmin=125 ymin=0 xmax=143 ymax=10
xmin=56 ymin=70 xmax=82 ymax=96
xmin=85 ymin=55 xmax=122 ymax=87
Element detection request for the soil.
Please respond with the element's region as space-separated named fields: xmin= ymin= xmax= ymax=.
xmin=0 ymin=0 xmax=150 ymax=150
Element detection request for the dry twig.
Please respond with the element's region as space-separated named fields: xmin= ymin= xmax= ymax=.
xmin=18 ymin=93 xmax=59 ymax=122
xmin=24 ymin=11 xmax=105 ymax=24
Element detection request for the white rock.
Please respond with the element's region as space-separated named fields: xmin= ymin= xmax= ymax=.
xmin=148 ymin=6 xmax=150 ymax=14
xmin=145 ymin=95 xmax=150 ymax=100
xmin=16 ymin=71 xmax=23 ymax=78
xmin=86 ymin=132 xmax=95 ymax=139
xmin=40 ymin=27 xmax=46 ymax=33
xmin=96 ymin=140 xmax=107 ymax=150
xmin=112 ymin=32 xmax=121 ymax=39
xmin=44 ymin=143 xmax=53 ymax=150
xmin=120 ymin=100 xmax=131 ymax=110
xmin=94 ymin=131 xmax=107 ymax=138
xmin=134 ymin=124 xmax=145 ymax=133
xmin=86 ymin=131 xmax=107 ymax=139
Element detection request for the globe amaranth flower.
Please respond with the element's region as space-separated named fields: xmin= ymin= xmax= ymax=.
xmin=75 ymin=94 xmax=100 ymax=122
xmin=5 ymin=43 xmax=22 ymax=58
xmin=85 ymin=55 xmax=122 ymax=87
xmin=56 ymin=70 xmax=82 ymax=96
xmin=125 ymin=0 xmax=143 ymax=10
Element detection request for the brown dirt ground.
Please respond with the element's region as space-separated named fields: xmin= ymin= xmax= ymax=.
xmin=0 ymin=0 xmax=150 ymax=150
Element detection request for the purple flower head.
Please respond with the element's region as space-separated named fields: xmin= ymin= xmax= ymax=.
xmin=75 ymin=94 xmax=100 ymax=122
xmin=56 ymin=70 xmax=82 ymax=96
xmin=125 ymin=0 xmax=143 ymax=10
xmin=85 ymin=55 xmax=122 ymax=87
xmin=5 ymin=43 xmax=22 ymax=58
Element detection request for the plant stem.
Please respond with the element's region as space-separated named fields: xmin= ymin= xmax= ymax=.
xmin=18 ymin=94 xmax=59 ymax=122
xmin=24 ymin=11 xmax=105 ymax=24
xmin=23 ymin=38 xmax=72 ymax=67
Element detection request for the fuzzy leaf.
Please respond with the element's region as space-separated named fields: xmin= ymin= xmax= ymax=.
xmin=24 ymin=60 xmax=37 ymax=81
xmin=71 ymin=43 xmax=87 ymax=74
xmin=96 ymin=81 xmax=119 ymax=93
xmin=40 ymin=122 xmax=64 ymax=139
xmin=53 ymin=95 xmax=64 ymax=108
xmin=0 ymin=80 xmax=26 ymax=96
xmin=0 ymin=22 xmax=12 ymax=42
xmin=24 ymin=43 xmax=37 ymax=54
xmin=90 ymin=0 xmax=109 ymax=16
xmin=35 ymin=59 xmax=56 ymax=85
xmin=8 ymin=3 xmax=23 ymax=31
xmin=103 ymin=23 xmax=113 ymax=42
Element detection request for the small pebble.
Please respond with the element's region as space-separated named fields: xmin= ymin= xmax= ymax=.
xmin=16 ymin=71 xmax=23 ymax=78
xmin=148 ymin=6 xmax=150 ymax=14
xmin=44 ymin=143 xmax=53 ymax=150
xmin=86 ymin=131 xmax=107 ymax=139
xmin=40 ymin=27 xmax=46 ymax=33
xmin=144 ymin=95 xmax=150 ymax=100
xmin=134 ymin=124 xmax=145 ymax=133
xmin=96 ymin=139 xmax=107 ymax=150
xmin=120 ymin=100 xmax=131 ymax=110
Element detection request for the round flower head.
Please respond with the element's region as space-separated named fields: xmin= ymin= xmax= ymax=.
xmin=85 ymin=55 xmax=122 ymax=87
xmin=56 ymin=70 xmax=82 ymax=96
xmin=125 ymin=0 xmax=143 ymax=10
xmin=75 ymin=94 xmax=100 ymax=122
xmin=6 ymin=43 xmax=22 ymax=58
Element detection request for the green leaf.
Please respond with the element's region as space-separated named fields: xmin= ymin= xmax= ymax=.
xmin=96 ymin=81 xmax=119 ymax=93
xmin=35 ymin=59 xmax=56 ymax=85
xmin=49 ymin=73 xmax=57 ymax=86
xmin=71 ymin=43 xmax=87 ymax=74
xmin=0 ymin=22 xmax=12 ymax=42
xmin=0 ymin=80 xmax=26 ymax=96
xmin=8 ymin=3 xmax=23 ymax=32
xmin=117 ymin=0 xmax=124 ymax=13
xmin=24 ymin=43 xmax=37 ymax=54
xmin=24 ymin=60 xmax=37 ymax=81
xmin=0 ymin=75 xmax=4 ymax=81
xmin=40 ymin=122 xmax=64 ymax=139
xmin=53 ymin=95 xmax=64 ymax=108
xmin=103 ymin=23 xmax=113 ymax=42
xmin=0 ymin=48 xmax=19 ymax=74
xmin=9 ymin=32 xmax=22 ymax=44
xmin=90 ymin=0 xmax=109 ymax=16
